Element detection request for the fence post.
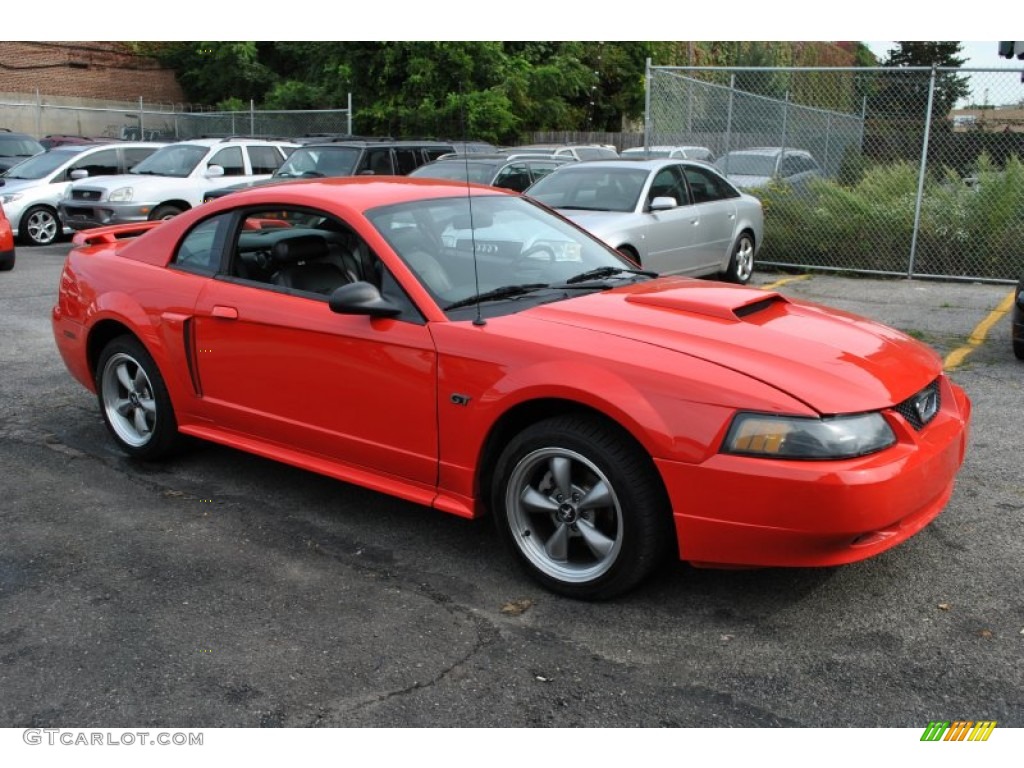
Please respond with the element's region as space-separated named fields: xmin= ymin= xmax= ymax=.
xmin=779 ymin=91 xmax=790 ymax=176
xmin=35 ymin=88 xmax=42 ymax=137
xmin=139 ymin=97 xmax=145 ymax=142
xmin=908 ymin=65 xmax=937 ymax=279
xmin=643 ymin=58 xmax=652 ymax=150
xmin=722 ymin=73 xmax=735 ymax=168
xmin=251 ymin=99 xmax=255 ymax=136
xmin=348 ymin=92 xmax=353 ymax=135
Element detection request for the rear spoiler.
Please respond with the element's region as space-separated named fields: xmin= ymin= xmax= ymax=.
xmin=72 ymin=221 xmax=163 ymax=247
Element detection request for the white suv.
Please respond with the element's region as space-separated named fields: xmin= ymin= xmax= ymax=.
xmin=0 ymin=141 xmax=164 ymax=245
xmin=58 ymin=137 xmax=297 ymax=230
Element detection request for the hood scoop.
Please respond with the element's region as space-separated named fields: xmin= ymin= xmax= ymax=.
xmin=625 ymin=285 xmax=789 ymax=321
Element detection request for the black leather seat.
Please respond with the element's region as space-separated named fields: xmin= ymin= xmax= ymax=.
xmin=270 ymin=235 xmax=351 ymax=295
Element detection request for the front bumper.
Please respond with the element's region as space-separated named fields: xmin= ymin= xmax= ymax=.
xmin=59 ymin=201 xmax=156 ymax=231
xmin=658 ymin=376 xmax=971 ymax=568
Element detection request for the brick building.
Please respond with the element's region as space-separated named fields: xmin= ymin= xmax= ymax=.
xmin=0 ymin=41 xmax=184 ymax=104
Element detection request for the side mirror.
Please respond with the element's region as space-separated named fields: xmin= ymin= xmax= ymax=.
xmin=205 ymin=165 xmax=225 ymax=178
xmin=649 ymin=196 xmax=677 ymax=212
xmin=328 ymin=281 xmax=402 ymax=318
xmin=70 ymin=169 xmax=89 ymax=180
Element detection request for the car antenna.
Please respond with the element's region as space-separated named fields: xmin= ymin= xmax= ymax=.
xmin=460 ymin=84 xmax=486 ymax=327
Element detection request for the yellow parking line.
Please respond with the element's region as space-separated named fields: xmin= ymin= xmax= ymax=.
xmin=944 ymin=291 xmax=1017 ymax=371
xmin=759 ymin=274 xmax=810 ymax=291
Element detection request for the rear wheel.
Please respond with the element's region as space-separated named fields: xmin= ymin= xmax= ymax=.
xmin=722 ymin=232 xmax=755 ymax=284
xmin=96 ymin=336 xmax=181 ymax=460
xmin=491 ymin=414 xmax=671 ymax=600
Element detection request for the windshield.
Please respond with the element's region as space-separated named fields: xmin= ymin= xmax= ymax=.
xmin=274 ymin=146 xmax=359 ymax=178
xmin=716 ymin=154 xmax=777 ymax=177
xmin=130 ymin=144 xmax=208 ymax=178
xmin=526 ymin=166 xmax=648 ymax=213
xmin=409 ymin=161 xmax=500 ymax=185
xmin=366 ymin=193 xmax=634 ymax=316
xmin=2 ymin=148 xmax=85 ymax=179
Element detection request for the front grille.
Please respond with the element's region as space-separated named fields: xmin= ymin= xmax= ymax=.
xmin=894 ymin=379 xmax=941 ymax=431
xmin=71 ymin=189 xmax=103 ymax=202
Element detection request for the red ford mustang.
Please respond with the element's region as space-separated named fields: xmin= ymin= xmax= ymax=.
xmin=52 ymin=177 xmax=971 ymax=599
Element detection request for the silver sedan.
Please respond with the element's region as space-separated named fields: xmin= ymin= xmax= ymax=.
xmin=524 ymin=158 xmax=763 ymax=283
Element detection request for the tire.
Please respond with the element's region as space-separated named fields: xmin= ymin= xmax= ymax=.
xmin=20 ymin=206 xmax=61 ymax=246
xmin=0 ymin=252 xmax=14 ymax=271
xmin=95 ymin=335 xmax=181 ymax=460
xmin=491 ymin=414 xmax=671 ymax=600
xmin=722 ymin=231 xmax=755 ymax=284
xmin=1013 ymin=334 xmax=1024 ymax=361
xmin=150 ymin=204 xmax=184 ymax=221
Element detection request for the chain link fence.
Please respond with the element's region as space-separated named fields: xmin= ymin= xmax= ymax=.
xmin=0 ymin=94 xmax=353 ymax=142
xmin=646 ymin=64 xmax=1024 ymax=283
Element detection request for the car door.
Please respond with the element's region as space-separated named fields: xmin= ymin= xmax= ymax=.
xmin=681 ymin=164 xmax=740 ymax=273
xmin=638 ymin=164 xmax=703 ymax=275
xmin=190 ymin=205 xmax=439 ymax=487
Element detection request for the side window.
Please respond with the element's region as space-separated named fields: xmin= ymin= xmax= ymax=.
xmin=493 ymin=163 xmax=532 ymax=192
xmin=123 ymin=147 xmax=157 ymax=170
xmin=172 ymin=213 xmax=231 ymax=274
xmin=65 ymin=149 xmax=119 ymax=181
xmin=423 ymin=147 xmax=450 ymax=162
xmin=529 ymin=162 xmax=562 ymax=184
xmin=225 ymin=208 xmax=410 ymax=314
xmin=779 ymin=156 xmax=801 ymax=177
xmin=247 ymin=145 xmax=285 ymax=175
xmin=208 ymin=146 xmax=245 ymax=177
xmin=648 ymin=166 xmax=686 ymax=205
xmin=361 ymin=149 xmax=394 ymax=175
xmin=394 ymin=149 xmax=420 ymax=175
xmin=683 ymin=166 xmax=735 ymax=203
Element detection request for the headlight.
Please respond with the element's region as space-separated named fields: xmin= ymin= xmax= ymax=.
xmin=723 ymin=412 xmax=895 ymax=460
xmin=0 ymin=192 xmax=23 ymax=205
xmin=108 ymin=187 xmax=133 ymax=202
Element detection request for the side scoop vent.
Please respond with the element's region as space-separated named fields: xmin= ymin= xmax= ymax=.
xmin=625 ymin=287 xmax=789 ymax=321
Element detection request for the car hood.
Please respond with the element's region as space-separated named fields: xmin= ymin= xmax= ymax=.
xmin=71 ymin=174 xmax=194 ymax=195
xmin=555 ymin=209 xmax=633 ymax=233
xmin=527 ymin=277 xmax=940 ymax=414
xmin=0 ymin=177 xmax=48 ymax=193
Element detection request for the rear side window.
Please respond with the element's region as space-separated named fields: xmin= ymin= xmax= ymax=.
xmin=394 ymin=149 xmax=421 ymax=175
xmin=171 ymin=214 xmax=231 ymax=274
xmin=248 ymin=145 xmax=284 ymax=175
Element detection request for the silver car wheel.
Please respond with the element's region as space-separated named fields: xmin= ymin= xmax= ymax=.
xmin=24 ymin=207 xmax=59 ymax=246
xmin=100 ymin=352 xmax=157 ymax=448
xmin=734 ymin=235 xmax=755 ymax=282
xmin=505 ymin=447 xmax=623 ymax=584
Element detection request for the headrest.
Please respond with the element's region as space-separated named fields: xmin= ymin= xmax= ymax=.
xmin=271 ymin=235 xmax=329 ymax=265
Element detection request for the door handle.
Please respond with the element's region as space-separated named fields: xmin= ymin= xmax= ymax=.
xmin=211 ymin=305 xmax=238 ymax=320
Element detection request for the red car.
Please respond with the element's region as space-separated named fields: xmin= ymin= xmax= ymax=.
xmin=0 ymin=203 xmax=15 ymax=271
xmin=52 ymin=178 xmax=972 ymax=599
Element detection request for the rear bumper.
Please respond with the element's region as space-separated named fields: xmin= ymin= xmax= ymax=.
xmin=657 ymin=377 xmax=971 ymax=567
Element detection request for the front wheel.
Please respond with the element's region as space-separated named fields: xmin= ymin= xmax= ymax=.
xmin=491 ymin=415 xmax=671 ymax=600
xmin=150 ymin=204 xmax=184 ymax=221
xmin=21 ymin=206 xmax=61 ymax=246
xmin=96 ymin=336 xmax=181 ymax=460
xmin=722 ymin=232 xmax=755 ymax=284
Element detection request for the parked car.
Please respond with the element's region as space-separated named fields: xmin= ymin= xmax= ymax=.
xmin=0 ymin=201 xmax=14 ymax=271
xmin=408 ymin=153 xmax=573 ymax=192
xmin=621 ymin=145 xmax=715 ymax=162
xmin=715 ymin=147 xmax=823 ymax=189
xmin=1013 ymin=276 xmax=1024 ymax=360
xmin=1 ymin=142 xmax=164 ymax=245
xmin=524 ymin=158 xmax=762 ymax=283
xmin=39 ymin=135 xmax=119 ymax=150
xmin=503 ymin=144 xmax=620 ymax=161
xmin=51 ymin=177 xmax=971 ymax=599
xmin=201 ymin=138 xmax=456 ymax=203
xmin=0 ymin=129 xmax=45 ymax=173
xmin=58 ymin=137 xmax=297 ymax=229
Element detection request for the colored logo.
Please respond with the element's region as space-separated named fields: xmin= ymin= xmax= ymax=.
xmin=921 ymin=721 xmax=997 ymax=741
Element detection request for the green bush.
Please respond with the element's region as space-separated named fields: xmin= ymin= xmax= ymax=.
xmin=752 ymin=154 xmax=1024 ymax=280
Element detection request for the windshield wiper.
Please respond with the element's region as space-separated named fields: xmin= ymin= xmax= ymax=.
xmin=561 ymin=266 xmax=658 ymax=285
xmin=445 ymin=283 xmax=549 ymax=311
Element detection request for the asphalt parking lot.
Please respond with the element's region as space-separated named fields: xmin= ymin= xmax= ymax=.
xmin=1 ymin=242 xmax=1021 ymax=729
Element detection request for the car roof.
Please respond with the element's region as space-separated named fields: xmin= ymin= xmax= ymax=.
xmin=552 ymin=157 xmax=703 ymax=170
xmin=722 ymin=147 xmax=812 ymax=156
